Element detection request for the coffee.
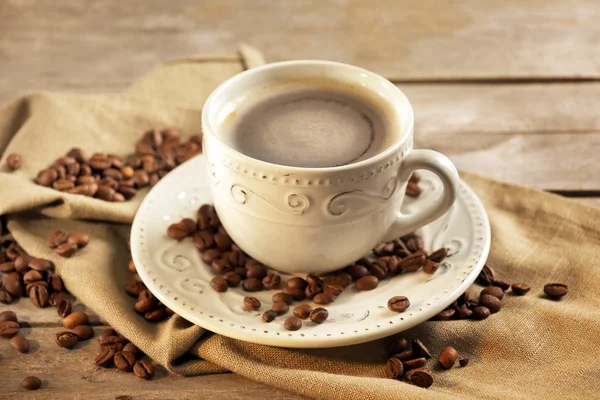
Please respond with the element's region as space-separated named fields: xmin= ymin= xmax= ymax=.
xmin=217 ymin=79 xmax=399 ymax=168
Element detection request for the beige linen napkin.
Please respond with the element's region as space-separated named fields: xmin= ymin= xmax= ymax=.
xmin=1 ymin=46 xmax=599 ymax=400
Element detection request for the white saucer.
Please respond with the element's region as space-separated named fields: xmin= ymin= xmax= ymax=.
xmin=131 ymin=154 xmax=490 ymax=348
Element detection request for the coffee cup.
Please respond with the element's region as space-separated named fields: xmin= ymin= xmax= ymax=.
xmin=202 ymin=60 xmax=459 ymax=274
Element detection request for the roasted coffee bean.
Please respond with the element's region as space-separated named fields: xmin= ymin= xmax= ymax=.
xmin=387 ymin=296 xmax=410 ymax=313
xmin=405 ymin=235 xmax=424 ymax=252
xmin=101 ymin=336 xmax=126 ymax=351
xmin=405 ymin=182 xmax=422 ymax=198
xmin=67 ymin=233 xmax=89 ymax=248
xmin=224 ymin=271 xmax=242 ymax=287
xmin=210 ymin=277 xmax=229 ymax=292
xmin=49 ymin=291 xmax=68 ymax=307
xmin=128 ymin=259 xmax=137 ymax=273
xmin=6 ymin=153 xmax=22 ymax=171
xmin=479 ymin=294 xmax=502 ymax=313
xmin=243 ymin=297 xmax=261 ymax=311
xmin=481 ymin=285 xmax=504 ymax=300
xmin=398 ymin=253 xmax=426 ymax=272
xmin=473 ymin=306 xmax=491 ymax=320
xmin=23 ymin=269 xmax=43 ymax=284
xmin=133 ymin=170 xmax=150 ymax=187
xmin=544 ymin=283 xmax=568 ymax=300
xmin=225 ymin=250 xmax=246 ymax=267
xmin=246 ymin=262 xmax=267 ymax=280
xmin=293 ymin=304 xmax=313 ymax=319
xmin=369 ymin=259 xmax=389 ymax=279
xmin=211 ymin=258 xmax=232 ymax=275
xmin=65 ymin=147 xmax=85 ymax=163
xmin=455 ymin=305 xmax=473 ymax=319
xmin=95 ymin=347 xmax=116 ymax=367
xmin=0 ymin=320 xmax=20 ymax=338
xmin=284 ymin=316 xmax=302 ymax=331
xmin=167 ymin=222 xmax=190 ymax=240
xmin=282 ymin=286 xmax=307 ymax=301
xmin=305 ymin=283 xmax=323 ymax=299
xmin=126 ymin=279 xmax=146 ymax=296
xmin=459 ymin=357 xmax=470 ymax=367
xmin=385 ymin=338 xmax=408 ymax=355
xmin=36 ymin=168 xmax=58 ymax=186
xmin=123 ymin=342 xmax=141 ymax=357
xmin=97 ymin=328 xmax=117 ymax=344
xmin=491 ymin=280 xmax=510 ymax=291
xmin=55 ymin=331 xmax=78 ymax=348
xmin=213 ymin=233 xmax=233 ymax=252
xmin=286 ymin=276 xmax=308 ymax=290
xmin=10 ymin=336 xmax=30 ymax=353
xmin=0 ymin=310 xmax=18 ymax=322
xmin=72 ymin=324 xmax=94 ymax=341
xmin=193 ymin=231 xmax=214 ymax=251
xmin=114 ymin=350 xmax=137 ymax=372
xmin=439 ymin=346 xmax=459 ymax=369
xmin=373 ymin=241 xmax=395 ymax=256
xmin=145 ymin=307 xmax=168 ymax=321
xmin=202 ymin=249 xmax=221 ymax=264
xmin=262 ymin=272 xmax=281 ymax=290
xmin=77 ymin=176 xmax=96 ymax=185
xmin=46 ymin=273 xmax=64 ymax=292
xmin=135 ymin=290 xmax=159 ymax=313
xmin=305 ymin=274 xmax=323 ymax=286
xmin=63 ymin=311 xmax=89 ymax=329
xmin=69 ymin=183 xmax=98 ymax=196
xmin=262 ymin=310 xmax=277 ymax=323
xmin=0 ymin=261 xmax=15 ymax=273
xmin=272 ymin=292 xmax=293 ymax=305
xmin=309 ymin=307 xmax=329 ymax=324
xmin=22 ymin=376 xmax=42 ymax=391
xmin=423 ymin=260 xmax=440 ymax=274
xmin=134 ymin=359 xmax=155 ymax=380
xmin=118 ymin=185 xmax=137 ymax=200
xmin=345 ymin=264 xmax=369 ymax=280
xmin=384 ymin=357 xmax=404 ymax=379
xmin=48 ymin=230 xmax=69 ymax=249
xmin=323 ymin=283 xmax=343 ymax=297
xmin=355 ymin=257 xmax=373 ymax=268
xmin=179 ymin=218 xmax=197 ymax=235
xmin=428 ymin=248 xmax=448 ymax=263
xmin=0 ymin=289 xmax=10 ymax=304
xmin=511 ymin=282 xmax=531 ymax=296
xmin=403 ymin=357 xmax=427 ymax=371
xmin=406 ymin=367 xmax=433 ymax=388
xmin=412 ymin=340 xmax=432 ymax=359
xmin=26 ymin=281 xmax=48 ymax=296
xmin=432 ymin=308 xmax=455 ymax=321
xmin=89 ymin=153 xmax=112 ymax=170
xmin=327 ymin=272 xmax=352 ymax=288
xmin=272 ymin=301 xmax=290 ymax=316
xmin=313 ymin=292 xmax=336 ymax=305
xmin=120 ymin=166 xmax=135 ymax=179
xmin=56 ymin=242 xmax=78 ymax=257
xmin=355 ymin=275 xmax=379 ymax=291
xmin=5 ymin=272 xmax=24 ymax=297
xmin=53 ymin=178 xmax=75 ymax=191
xmin=242 ymin=278 xmax=263 ymax=292
xmin=234 ymin=266 xmax=247 ymax=278
xmin=467 ymin=296 xmax=480 ymax=309
xmin=29 ymin=284 xmax=49 ymax=308
xmin=477 ymin=264 xmax=496 ymax=286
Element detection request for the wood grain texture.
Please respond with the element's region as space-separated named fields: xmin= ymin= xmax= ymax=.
xmin=2 ymin=0 xmax=600 ymax=103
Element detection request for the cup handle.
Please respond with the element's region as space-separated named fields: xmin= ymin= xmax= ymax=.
xmin=382 ymin=149 xmax=460 ymax=242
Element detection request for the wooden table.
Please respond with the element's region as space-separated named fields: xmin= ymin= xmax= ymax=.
xmin=1 ymin=1 xmax=598 ymax=398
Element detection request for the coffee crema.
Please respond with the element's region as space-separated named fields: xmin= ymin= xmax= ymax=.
xmin=216 ymin=79 xmax=399 ymax=168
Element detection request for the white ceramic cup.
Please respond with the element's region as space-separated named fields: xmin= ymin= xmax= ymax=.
xmin=202 ymin=61 xmax=459 ymax=274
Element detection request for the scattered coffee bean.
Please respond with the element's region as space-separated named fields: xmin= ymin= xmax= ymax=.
xmin=385 ymin=338 xmax=408 ymax=355
xmin=223 ymin=271 xmax=242 ymax=287
xmin=126 ymin=280 xmax=146 ymax=296
xmin=25 ymin=281 xmax=48 ymax=297
xmin=210 ymin=277 xmax=228 ymax=292
xmin=57 ymin=299 xmax=72 ymax=318
xmin=46 ymin=273 xmax=64 ymax=292
xmin=459 ymin=357 xmax=470 ymax=367
xmin=72 ymin=325 xmax=94 ymax=341
xmin=327 ymin=272 xmax=352 ymax=288
xmin=473 ymin=306 xmax=491 ymax=320
xmin=356 ymin=275 xmax=379 ymax=291
xmin=511 ymin=282 xmax=531 ymax=296
xmin=243 ymin=297 xmax=261 ymax=311
xmin=293 ymin=304 xmax=313 ymax=319
xmin=477 ymin=264 xmax=496 ymax=286
xmin=56 ymin=242 xmax=78 ymax=257
xmin=114 ymin=350 xmax=137 ymax=371
xmin=29 ymin=284 xmax=49 ymax=308
xmin=67 ymin=233 xmax=90 ymax=248
xmin=134 ymin=359 xmax=155 ymax=380
xmin=97 ymin=328 xmax=117 ymax=344
xmin=242 ymin=278 xmax=263 ymax=292
xmin=0 ymin=288 xmax=13 ymax=304
xmin=391 ymin=350 xmax=415 ymax=362
xmin=479 ymin=294 xmax=502 ymax=313
xmin=101 ymin=335 xmax=126 ymax=351
xmin=166 ymin=222 xmax=190 ymax=240
xmin=284 ymin=316 xmax=302 ymax=331
xmin=213 ymin=233 xmax=233 ymax=252
xmin=481 ymin=285 xmax=504 ymax=300
xmin=202 ymin=249 xmax=221 ymax=264
xmin=404 ymin=235 xmax=424 ymax=252
xmin=491 ymin=280 xmax=510 ymax=291
xmin=403 ymin=357 xmax=427 ymax=371
xmin=6 ymin=153 xmax=22 ymax=171
xmin=387 ymin=296 xmax=410 ymax=313
xmin=21 ymin=376 xmax=42 ymax=391
xmin=0 ymin=320 xmax=20 ymax=338
xmin=271 ymin=301 xmax=290 ymax=316
xmin=246 ymin=261 xmax=267 ymax=280
xmin=439 ymin=346 xmax=459 ymax=369
xmin=428 ymin=248 xmax=448 ymax=262
xmin=95 ymin=347 xmax=116 ymax=367
xmin=145 ymin=307 xmax=168 ymax=322
xmin=313 ymin=292 xmax=336 ymax=305
xmin=63 ymin=311 xmax=89 ymax=329
xmin=406 ymin=367 xmax=433 ymax=388
xmin=10 ymin=336 xmax=30 ymax=353
xmin=433 ymin=308 xmax=455 ymax=321
xmin=28 ymin=258 xmax=52 ymax=271
xmin=211 ymin=258 xmax=232 ymax=275
xmin=398 ymin=253 xmax=426 ymax=272
xmin=262 ymin=272 xmax=281 ymax=290
xmin=262 ymin=310 xmax=277 ymax=323
xmin=193 ymin=231 xmax=214 ymax=251
xmin=0 ymin=310 xmax=18 ymax=322
xmin=48 ymin=230 xmax=69 ymax=248
xmin=5 ymin=272 xmax=24 ymax=297
xmin=272 ymin=292 xmax=293 ymax=305
xmin=282 ymin=286 xmax=306 ymax=301
xmin=0 ymin=261 xmax=15 ymax=273
xmin=55 ymin=331 xmax=78 ymax=348
xmin=345 ymin=264 xmax=369 ymax=280
xmin=323 ymin=282 xmax=344 ymax=297
xmin=423 ymin=260 xmax=440 ymax=274
xmin=384 ymin=357 xmax=404 ymax=379
xmin=412 ymin=340 xmax=432 ymax=359
xmin=544 ymin=283 xmax=568 ymax=300
xmin=456 ymin=305 xmax=473 ymax=319
xmin=123 ymin=342 xmax=141 ymax=357
xmin=49 ymin=291 xmax=69 ymax=307
xmin=405 ymin=181 xmax=422 ymax=198
xmin=309 ymin=307 xmax=329 ymax=324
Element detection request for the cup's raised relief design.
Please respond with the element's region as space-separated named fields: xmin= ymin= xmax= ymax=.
xmin=327 ymin=176 xmax=399 ymax=216
xmin=231 ymin=184 xmax=310 ymax=214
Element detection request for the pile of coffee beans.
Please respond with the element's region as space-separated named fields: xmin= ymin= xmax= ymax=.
xmin=48 ymin=230 xmax=90 ymax=258
xmin=125 ymin=265 xmax=174 ymax=323
xmin=95 ymin=327 xmax=155 ymax=379
xmin=32 ymin=128 xmax=202 ymax=202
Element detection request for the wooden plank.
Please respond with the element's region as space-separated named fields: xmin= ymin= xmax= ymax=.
xmin=2 ymin=0 xmax=600 ymax=104
xmin=0 ymin=327 xmax=308 ymax=399
xmin=0 ymin=297 xmax=101 ymax=327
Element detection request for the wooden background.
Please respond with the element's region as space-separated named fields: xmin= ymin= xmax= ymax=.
xmin=0 ymin=0 xmax=598 ymax=398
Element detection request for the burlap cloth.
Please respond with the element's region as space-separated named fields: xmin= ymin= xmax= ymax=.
xmin=1 ymin=46 xmax=599 ymax=400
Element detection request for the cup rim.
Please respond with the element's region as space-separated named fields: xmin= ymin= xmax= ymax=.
xmin=202 ymin=60 xmax=414 ymax=173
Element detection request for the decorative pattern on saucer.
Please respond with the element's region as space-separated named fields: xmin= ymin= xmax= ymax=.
xmin=131 ymin=154 xmax=490 ymax=348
